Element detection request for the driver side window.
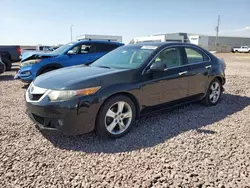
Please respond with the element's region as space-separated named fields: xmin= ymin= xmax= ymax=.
xmin=152 ymin=47 xmax=182 ymax=68
xmin=71 ymin=46 xmax=79 ymax=54
xmin=70 ymin=44 xmax=92 ymax=54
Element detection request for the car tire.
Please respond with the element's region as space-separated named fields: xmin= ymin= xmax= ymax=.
xmin=202 ymin=78 xmax=222 ymax=106
xmin=2 ymin=56 xmax=12 ymax=71
xmin=96 ymin=95 xmax=136 ymax=138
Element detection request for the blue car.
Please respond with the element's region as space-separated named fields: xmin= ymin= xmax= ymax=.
xmin=14 ymin=40 xmax=124 ymax=82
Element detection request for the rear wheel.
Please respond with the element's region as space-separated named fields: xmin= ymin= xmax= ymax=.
xmin=202 ymin=78 xmax=222 ymax=106
xmin=96 ymin=95 xmax=136 ymax=138
xmin=2 ymin=56 xmax=12 ymax=71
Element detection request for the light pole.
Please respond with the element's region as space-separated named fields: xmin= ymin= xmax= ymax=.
xmin=70 ymin=25 xmax=73 ymax=42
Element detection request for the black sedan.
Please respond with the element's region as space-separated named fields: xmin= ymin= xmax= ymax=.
xmin=25 ymin=42 xmax=226 ymax=138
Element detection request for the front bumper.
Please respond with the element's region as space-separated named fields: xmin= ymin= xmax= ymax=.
xmin=14 ymin=65 xmax=35 ymax=82
xmin=25 ymin=83 xmax=101 ymax=135
xmin=26 ymin=95 xmax=101 ymax=135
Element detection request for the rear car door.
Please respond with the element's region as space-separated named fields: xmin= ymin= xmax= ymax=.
xmin=141 ymin=46 xmax=189 ymax=110
xmin=183 ymin=46 xmax=212 ymax=97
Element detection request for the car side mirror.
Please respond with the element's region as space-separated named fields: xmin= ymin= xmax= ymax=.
xmin=67 ymin=50 xmax=76 ymax=55
xmin=150 ymin=61 xmax=167 ymax=72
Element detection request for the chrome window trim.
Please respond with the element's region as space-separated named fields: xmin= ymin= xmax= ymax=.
xmin=142 ymin=44 xmax=212 ymax=74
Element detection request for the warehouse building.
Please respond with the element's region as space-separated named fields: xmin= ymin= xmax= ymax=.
xmin=131 ymin=32 xmax=250 ymax=52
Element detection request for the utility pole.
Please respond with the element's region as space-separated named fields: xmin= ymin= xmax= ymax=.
xmin=215 ymin=15 xmax=220 ymax=46
xmin=70 ymin=25 xmax=73 ymax=42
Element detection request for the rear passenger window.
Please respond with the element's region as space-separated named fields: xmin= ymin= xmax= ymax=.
xmin=93 ymin=43 xmax=119 ymax=53
xmin=185 ymin=48 xmax=209 ymax=64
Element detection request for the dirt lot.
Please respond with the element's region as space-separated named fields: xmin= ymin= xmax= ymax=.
xmin=0 ymin=53 xmax=250 ymax=187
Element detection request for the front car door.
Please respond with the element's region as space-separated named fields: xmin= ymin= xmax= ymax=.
xmin=183 ymin=46 xmax=212 ymax=98
xmin=140 ymin=46 xmax=189 ymax=113
xmin=60 ymin=43 xmax=94 ymax=67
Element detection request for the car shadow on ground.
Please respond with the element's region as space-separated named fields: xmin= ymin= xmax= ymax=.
xmin=0 ymin=75 xmax=14 ymax=81
xmin=42 ymin=93 xmax=250 ymax=153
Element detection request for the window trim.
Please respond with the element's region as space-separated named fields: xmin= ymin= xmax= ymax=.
xmin=142 ymin=44 xmax=212 ymax=75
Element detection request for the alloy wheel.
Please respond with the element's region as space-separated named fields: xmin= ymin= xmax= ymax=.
xmin=105 ymin=101 xmax=132 ymax=135
xmin=209 ymin=81 xmax=221 ymax=103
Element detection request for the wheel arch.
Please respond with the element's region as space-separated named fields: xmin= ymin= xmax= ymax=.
xmin=214 ymin=75 xmax=225 ymax=85
xmin=36 ymin=63 xmax=63 ymax=76
xmin=96 ymin=91 xmax=141 ymax=125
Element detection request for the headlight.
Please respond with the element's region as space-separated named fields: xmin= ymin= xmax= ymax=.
xmin=22 ymin=59 xmax=41 ymax=66
xmin=48 ymin=86 xmax=101 ymax=101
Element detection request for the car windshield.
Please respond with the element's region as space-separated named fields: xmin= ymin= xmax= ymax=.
xmin=50 ymin=42 xmax=76 ymax=55
xmin=90 ymin=45 xmax=157 ymax=69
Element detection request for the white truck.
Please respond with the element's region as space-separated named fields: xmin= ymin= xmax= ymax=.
xmin=129 ymin=34 xmax=185 ymax=44
xmin=76 ymin=34 xmax=123 ymax=43
xmin=129 ymin=35 xmax=167 ymax=44
xmin=232 ymin=46 xmax=250 ymax=53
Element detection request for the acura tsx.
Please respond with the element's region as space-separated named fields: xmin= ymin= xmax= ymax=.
xmin=25 ymin=42 xmax=226 ymax=138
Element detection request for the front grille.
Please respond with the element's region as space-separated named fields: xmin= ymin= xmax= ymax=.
xmin=32 ymin=113 xmax=44 ymax=125
xmin=27 ymin=83 xmax=47 ymax=102
xmin=29 ymin=94 xmax=43 ymax=101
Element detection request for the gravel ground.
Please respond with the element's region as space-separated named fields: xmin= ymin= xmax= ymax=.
xmin=0 ymin=53 xmax=250 ymax=187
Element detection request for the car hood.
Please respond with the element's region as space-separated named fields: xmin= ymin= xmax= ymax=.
xmin=21 ymin=52 xmax=57 ymax=62
xmin=33 ymin=65 xmax=129 ymax=90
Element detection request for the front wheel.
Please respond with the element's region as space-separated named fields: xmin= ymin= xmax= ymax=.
xmin=96 ymin=95 xmax=136 ymax=138
xmin=202 ymin=78 xmax=222 ymax=106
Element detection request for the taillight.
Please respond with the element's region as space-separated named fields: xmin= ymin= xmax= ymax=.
xmin=17 ymin=47 xmax=21 ymax=55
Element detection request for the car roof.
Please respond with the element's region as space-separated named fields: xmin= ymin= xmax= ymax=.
xmin=76 ymin=40 xmax=123 ymax=46
xmin=128 ymin=42 xmax=199 ymax=47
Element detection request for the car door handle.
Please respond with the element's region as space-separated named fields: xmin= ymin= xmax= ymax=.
xmin=205 ymin=65 xmax=212 ymax=69
xmin=179 ymin=71 xmax=188 ymax=76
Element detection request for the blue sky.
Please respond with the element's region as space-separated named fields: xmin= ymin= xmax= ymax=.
xmin=1 ymin=0 xmax=250 ymax=45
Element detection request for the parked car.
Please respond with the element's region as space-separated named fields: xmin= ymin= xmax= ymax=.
xmin=232 ymin=46 xmax=250 ymax=53
xmin=21 ymin=45 xmax=57 ymax=56
xmin=20 ymin=45 xmax=55 ymax=62
xmin=25 ymin=42 xmax=226 ymax=138
xmin=0 ymin=55 xmax=6 ymax=74
xmin=14 ymin=40 xmax=124 ymax=82
xmin=0 ymin=45 xmax=21 ymax=70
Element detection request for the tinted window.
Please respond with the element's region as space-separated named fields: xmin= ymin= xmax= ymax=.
xmin=92 ymin=43 xmax=119 ymax=53
xmin=185 ymin=47 xmax=209 ymax=64
xmin=80 ymin=44 xmax=91 ymax=54
xmin=152 ymin=47 xmax=182 ymax=68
